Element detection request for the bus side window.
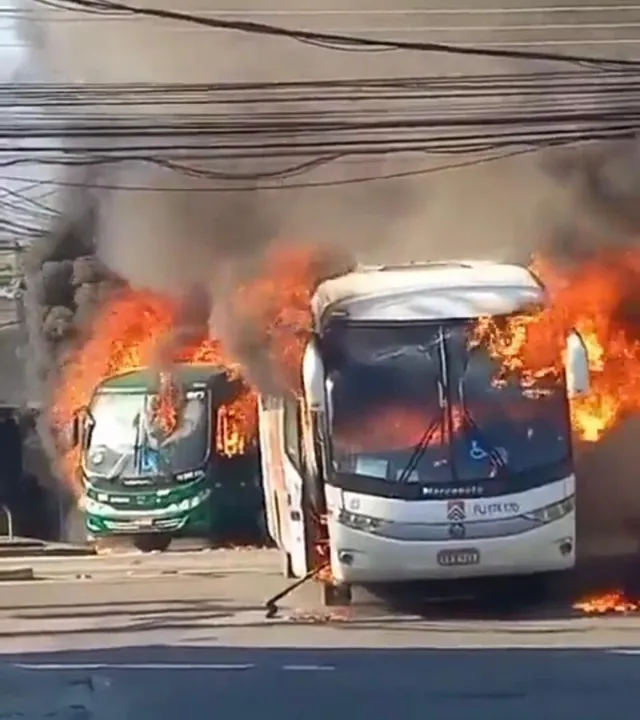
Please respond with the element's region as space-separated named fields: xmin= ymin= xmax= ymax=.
xmin=283 ymin=394 xmax=303 ymax=470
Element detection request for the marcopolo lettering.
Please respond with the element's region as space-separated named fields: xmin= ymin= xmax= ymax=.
xmin=422 ymin=485 xmax=484 ymax=498
xmin=472 ymin=501 xmax=520 ymax=517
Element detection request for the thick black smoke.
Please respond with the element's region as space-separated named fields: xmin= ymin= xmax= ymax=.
xmin=21 ymin=181 xmax=125 ymax=479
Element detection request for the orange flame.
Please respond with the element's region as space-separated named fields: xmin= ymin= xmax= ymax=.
xmin=51 ymin=289 xmax=255 ymax=497
xmin=149 ymin=373 xmax=180 ymax=436
xmin=51 ymin=244 xmax=337 ymax=498
xmin=470 ymin=250 xmax=640 ymax=443
xmin=216 ymin=390 xmax=258 ymax=459
xmin=334 ymin=406 xmax=465 ymax=454
xmin=230 ymin=244 xmax=341 ymax=392
xmin=574 ymin=591 xmax=640 ymax=614
xmin=53 ymin=245 xmax=640 ymax=506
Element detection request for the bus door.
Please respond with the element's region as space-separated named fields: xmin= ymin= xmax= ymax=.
xmin=258 ymin=394 xmax=309 ymax=577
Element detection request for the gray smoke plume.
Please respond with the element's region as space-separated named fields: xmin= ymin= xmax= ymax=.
xmin=16 ymin=0 xmax=640 ymax=567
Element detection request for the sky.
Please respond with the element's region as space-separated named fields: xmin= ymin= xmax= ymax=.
xmin=0 ymin=2 xmax=23 ymax=80
xmin=0 ymin=1 xmax=62 ymax=252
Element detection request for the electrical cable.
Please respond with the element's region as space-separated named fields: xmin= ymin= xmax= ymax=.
xmin=0 ymin=145 xmax=583 ymax=192
xmin=31 ymin=0 xmax=640 ymax=68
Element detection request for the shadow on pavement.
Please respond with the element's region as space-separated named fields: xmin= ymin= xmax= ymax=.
xmin=353 ymin=551 xmax=640 ymax=621
xmin=0 ymin=597 xmax=265 ymax=639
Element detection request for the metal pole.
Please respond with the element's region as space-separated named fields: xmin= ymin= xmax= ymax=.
xmin=0 ymin=504 xmax=14 ymax=539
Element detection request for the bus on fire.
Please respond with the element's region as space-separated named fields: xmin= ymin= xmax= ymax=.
xmin=258 ymin=261 xmax=589 ymax=606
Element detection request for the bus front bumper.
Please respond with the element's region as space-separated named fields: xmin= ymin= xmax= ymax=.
xmin=328 ymin=512 xmax=576 ymax=583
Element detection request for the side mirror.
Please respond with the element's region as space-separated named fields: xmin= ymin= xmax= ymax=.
xmin=565 ymin=330 xmax=590 ymax=398
xmin=63 ymin=411 xmax=83 ymax=450
xmin=302 ymin=339 xmax=326 ymax=410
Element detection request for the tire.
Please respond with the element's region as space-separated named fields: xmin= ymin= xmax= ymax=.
xmin=134 ymin=533 xmax=172 ymax=553
xmin=321 ymin=582 xmax=352 ymax=607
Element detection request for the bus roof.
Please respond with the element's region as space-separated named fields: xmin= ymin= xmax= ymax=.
xmin=95 ymin=364 xmax=228 ymax=394
xmin=311 ymin=260 xmax=544 ymax=325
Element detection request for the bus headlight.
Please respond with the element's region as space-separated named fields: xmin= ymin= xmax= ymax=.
xmin=524 ymin=495 xmax=575 ymax=525
xmin=82 ymin=496 xmax=111 ymax=516
xmin=167 ymin=488 xmax=211 ymax=514
xmin=337 ymin=509 xmax=383 ymax=533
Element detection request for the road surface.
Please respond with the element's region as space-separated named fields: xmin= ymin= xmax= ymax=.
xmin=1 ymin=548 xmax=640 ymax=719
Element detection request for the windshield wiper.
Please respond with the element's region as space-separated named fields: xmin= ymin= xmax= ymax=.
xmin=106 ymin=450 xmax=134 ymax=480
xmin=396 ymin=416 xmax=443 ymax=485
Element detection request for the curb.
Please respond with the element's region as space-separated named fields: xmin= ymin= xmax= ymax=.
xmin=0 ymin=547 xmax=94 ymax=558
xmin=0 ymin=567 xmax=34 ymax=581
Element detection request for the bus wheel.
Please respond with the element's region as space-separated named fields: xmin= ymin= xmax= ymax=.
xmin=321 ymin=582 xmax=352 ymax=607
xmin=134 ymin=533 xmax=172 ymax=553
xmin=281 ymin=550 xmax=295 ymax=579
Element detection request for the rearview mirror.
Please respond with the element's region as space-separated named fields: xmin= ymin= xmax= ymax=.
xmin=302 ymin=339 xmax=326 ymax=410
xmin=565 ymin=330 xmax=590 ymax=398
xmin=62 ymin=411 xmax=83 ymax=450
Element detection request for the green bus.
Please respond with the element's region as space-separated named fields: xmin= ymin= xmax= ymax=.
xmin=66 ymin=364 xmax=265 ymax=549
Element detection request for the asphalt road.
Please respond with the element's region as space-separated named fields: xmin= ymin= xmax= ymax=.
xmin=2 ymin=549 xmax=640 ymax=718
xmin=9 ymin=647 xmax=640 ymax=720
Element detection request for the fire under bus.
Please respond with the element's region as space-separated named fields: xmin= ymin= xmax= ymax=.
xmin=259 ymin=261 xmax=591 ymax=606
xmin=65 ymin=364 xmax=265 ymax=549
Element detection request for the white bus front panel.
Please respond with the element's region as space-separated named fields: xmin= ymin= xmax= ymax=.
xmin=327 ymin=476 xmax=575 ymax=583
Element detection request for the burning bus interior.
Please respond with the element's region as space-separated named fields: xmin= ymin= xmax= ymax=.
xmin=81 ymin=366 xmax=250 ymax=476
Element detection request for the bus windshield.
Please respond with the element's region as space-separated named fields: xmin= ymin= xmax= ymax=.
xmin=446 ymin=322 xmax=571 ymax=481
xmin=83 ymin=389 xmax=209 ymax=480
xmin=328 ymin=325 xmax=451 ymax=485
xmin=325 ymin=319 xmax=571 ymax=491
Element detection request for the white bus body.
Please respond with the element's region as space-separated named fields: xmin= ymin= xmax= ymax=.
xmin=258 ymin=261 xmax=590 ymax=603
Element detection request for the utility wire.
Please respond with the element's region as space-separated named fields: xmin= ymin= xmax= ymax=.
xmin=0 ymin=113 xmax=634 ymax=185
xmin=32 ymin=0 xmax=640 ymax=68
xmin=0 ymin=143 xmax=606 ymax=192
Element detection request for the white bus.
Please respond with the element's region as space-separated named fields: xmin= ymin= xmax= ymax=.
xmin=258 ymin=261 xmax=590 ymax=605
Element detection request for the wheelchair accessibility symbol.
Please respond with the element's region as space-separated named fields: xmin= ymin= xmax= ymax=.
xmin=469 ymin=440 xmax=508 ymax=463
xmin=469 ymin=440 xmax=488 ymax=461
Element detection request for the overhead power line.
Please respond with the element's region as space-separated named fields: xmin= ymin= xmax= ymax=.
xmin=1 ymin=70 xmax=640 ymax=140
xmin=0 ymin=136 xmax=625 ymax=193
xmin=32 ymin=0 xmax=640 ymax=68
xmin=0 ymin=148 xmax=541 ymax=192
xmin=4 ymin=69 xmax=640 ymax=109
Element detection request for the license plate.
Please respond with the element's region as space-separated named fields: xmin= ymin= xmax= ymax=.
xmin=437 ymin=548 xmax=480 ymax=567
xmin=137 ymin=518 xmax=154 ymax=528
